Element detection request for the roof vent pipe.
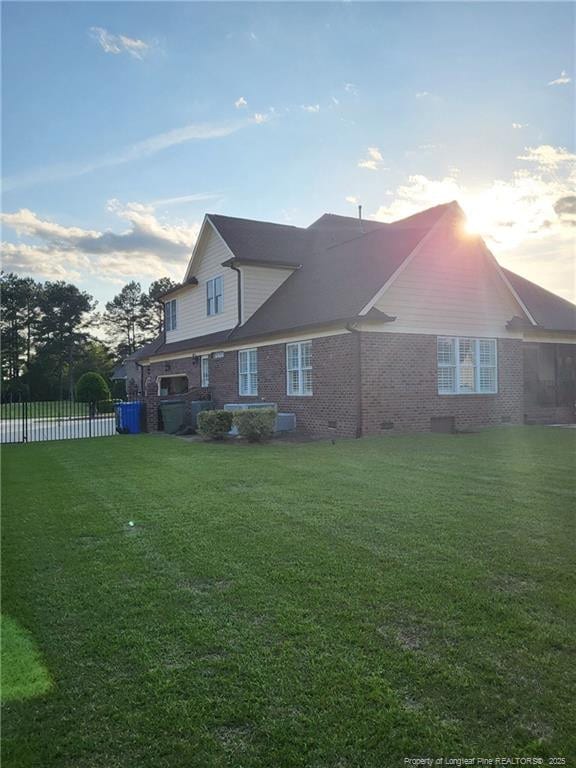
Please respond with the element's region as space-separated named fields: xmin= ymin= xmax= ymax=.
xmin=358 ymin=204 xmax=364 ymax=233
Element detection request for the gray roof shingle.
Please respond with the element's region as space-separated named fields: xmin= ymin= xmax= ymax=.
xmin=502 ymin=268 xmax=576 ymax=332
xmin=144 ymin=203 xmax=575 ymax=359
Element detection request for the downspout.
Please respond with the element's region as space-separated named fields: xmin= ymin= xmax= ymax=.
xmin=346 ymin=322 xmax=363 ymax=439
xmin=227 ymin=263 xmax=243 ymax=338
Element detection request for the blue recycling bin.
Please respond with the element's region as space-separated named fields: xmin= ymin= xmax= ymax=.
xmin=115 ymin=401 xmax=143 ymax=434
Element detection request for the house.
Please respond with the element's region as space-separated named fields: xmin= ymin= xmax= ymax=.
xmin=137 ymin=202 xmax=576 ymax=437
xmin=112 ymin=337 xmax=164 ymax=398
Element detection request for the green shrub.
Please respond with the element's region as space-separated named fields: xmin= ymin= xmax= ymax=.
xmin=76 ymin=372 xmax=111 ymax=404
xmin=197 ymin=409 xmax=233 ymax=440
xmin=233 ymin=408 xmax=276 ymax=442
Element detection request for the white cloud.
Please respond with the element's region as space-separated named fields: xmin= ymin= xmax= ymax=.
xmin=548 ymin=70 xmax=572 ymax=86
xmin=358 ymin=160 xmax=379 ymax=171
xmin=90 ymin=27 xmax=151 ymax=59
xmin=370 ymin=146 xmax=576 ymax=301
xmin=343 ymin=83 xmax=358 ymax=95
xmin=253 ymin=112 xmax=270 ymax=124
xmin=301 ymin=104 xmax=320 ymax=113
xmin=150 ymin=193 xmax=222 ymax=207
xmin=415 ymin=91 xmax=431 ymax=99
xmin=3 ymin=119 xmax=250 ymax=191
xmin=512 ymin=122 xmax=527 ymax=129
xmin=358 ymin=147 xmax=386 ymax=171
xmin=518 ymin=144 xmax=576 ymax=168
xmin=235 ymin=96 xmax=248 ymax=109
xmin=1 ymin=201 xmax=201 ymax=284
xmin=345 ymin=196 xmax=359 ymax=204
xmin=331 ymin=96 xmax=340 ymax=106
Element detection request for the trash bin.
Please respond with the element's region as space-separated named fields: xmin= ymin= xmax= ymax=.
xmin=115 ymin=401 xmax=143 ymax=434
xmin=159 ymin=400 xmax=186 ymax=433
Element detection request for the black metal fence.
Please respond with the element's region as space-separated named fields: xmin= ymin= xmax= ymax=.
xmin=0 ymin=399 xmax=125 ymax=445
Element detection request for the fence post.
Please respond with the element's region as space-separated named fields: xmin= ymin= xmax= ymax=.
xmin=23 ymin=399 xmax=28 ymax=443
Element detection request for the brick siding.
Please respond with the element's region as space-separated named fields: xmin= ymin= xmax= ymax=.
xmin=143 ymin=333 xmax=359 ymax=438
xmin=360 ymin=332 xmax=524 ymax=434
xmin=142 ymin=331 xmax=529 ymax=437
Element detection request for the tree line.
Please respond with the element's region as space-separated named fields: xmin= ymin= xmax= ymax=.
xmin=0 ymin=273 xmax=176 ymax=401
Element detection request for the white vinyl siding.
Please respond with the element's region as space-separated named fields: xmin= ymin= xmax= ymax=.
xmin=286 ymin=341 xmax=312 ymax=396
xmin=165 ymin=226 xmax=238 ymax=343
xmin=238 ymin=348 xmax=258 ymax=395
xmin=373 ymin=218 xmax=525 ymax=338
xmin=437 ymin=337 xmax=497 ymax=394
xmin=241 ymin=265 xmax=294 ymax=321
xmin=200 ymin=355 xmax=210 ymax=387
xmin=207 ymin=276 xmax=223 ymax=316
xmin=165 ymin=299 xmax=177 ymax=331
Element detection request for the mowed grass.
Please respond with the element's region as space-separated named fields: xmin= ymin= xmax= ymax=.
xmin=1 ymin=615 xmax=52 ymax=701
xmin=2 ymin=428 xmax=575 ymax=767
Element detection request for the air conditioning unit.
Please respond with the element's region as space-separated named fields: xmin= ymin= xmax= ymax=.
xmin=275 ymin=413 xmax=296 ymax=433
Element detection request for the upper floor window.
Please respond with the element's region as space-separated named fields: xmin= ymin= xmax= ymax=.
xmin=165 ymin=299 xmax=177 ymax=331
xmin=207 ymin=276 xmax=223 ymax=316
xmin=287 ymin=341 xmax=312 ymax=396
xmin=201 ymin=355 xmax=210 ymax=387
xmin=437 ymin=337 xmax=497 ymax=395
xmin=238 ymin=348 xmax=258 ymax=395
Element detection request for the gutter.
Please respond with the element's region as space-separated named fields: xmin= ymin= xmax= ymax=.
xmin=226 ymin=262 xmax=243 ymax=339
xmin=345 ymin=321 xmax=363 ymax=439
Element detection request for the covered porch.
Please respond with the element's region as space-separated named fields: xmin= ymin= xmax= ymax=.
xmin=523 ymin=342 xmax=576 ymax=424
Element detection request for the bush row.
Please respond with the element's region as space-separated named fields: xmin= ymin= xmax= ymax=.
xmin=197 ymin=408 xmax=276 ymax=443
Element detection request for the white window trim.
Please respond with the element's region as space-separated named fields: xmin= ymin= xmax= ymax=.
xmin=157 ymin=373 xmax=189 ymax=396
xmin=437 ymin=336 xmax=498 ymax=395
xmin=238 ymin=348 xmax=258 ymax=396
xmin=200 ymin=355 xmax=210 ymax=387
xmin=286 ymin=340 xmax=313 ymax=397
xmin=165 ymin=299 xmax=177 ymax=332
xmin=206 ymin=275 xmax=224 ymax=316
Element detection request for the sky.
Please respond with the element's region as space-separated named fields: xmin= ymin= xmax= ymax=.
xmin=1 ymin=1 xmax=575 ymax=309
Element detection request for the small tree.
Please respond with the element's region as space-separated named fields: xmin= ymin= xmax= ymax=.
xmin=76 ymin=372 xmax=111 ymax=415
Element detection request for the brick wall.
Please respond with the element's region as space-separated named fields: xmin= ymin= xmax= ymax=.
xmin=143 ymin=331 xmax=525 ymax=437
xmin=359 ymin=332 xmax=524 ymax=434
xmin=143 ymin=333 xmax=359 ymax=437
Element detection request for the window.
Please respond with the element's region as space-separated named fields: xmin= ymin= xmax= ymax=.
xmin=437 ymin=337 xmax=497 ymax=395
xmin=158 ymin=375 xmax=188 ymax=396
xmin=286 ymin=341 xmax=312 ymax=396
xmin=207 ymin=276 xmax=223 ymax=316
xmin=201 ymin=355 xmax=210 ymax=387
xmin=165 ymin=299 xmax=177 ymax=331
xmin=238 ymin=348 xmax=258 ymax=395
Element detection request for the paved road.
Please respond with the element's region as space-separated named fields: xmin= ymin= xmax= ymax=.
xmin=0 ymin=416 xmax=117 ymax=444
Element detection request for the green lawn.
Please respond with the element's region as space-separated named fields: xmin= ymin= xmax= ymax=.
xmin=2 ymin=428 xmax=575 ymax=767
xmin=1 ymin=615 xmax=52 ymax=701
xmin=0 ymin=401 xmax=90 ymax=420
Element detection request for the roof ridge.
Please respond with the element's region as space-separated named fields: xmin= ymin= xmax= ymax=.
xmin=208 ymin=213 xmax=305 ymax=231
